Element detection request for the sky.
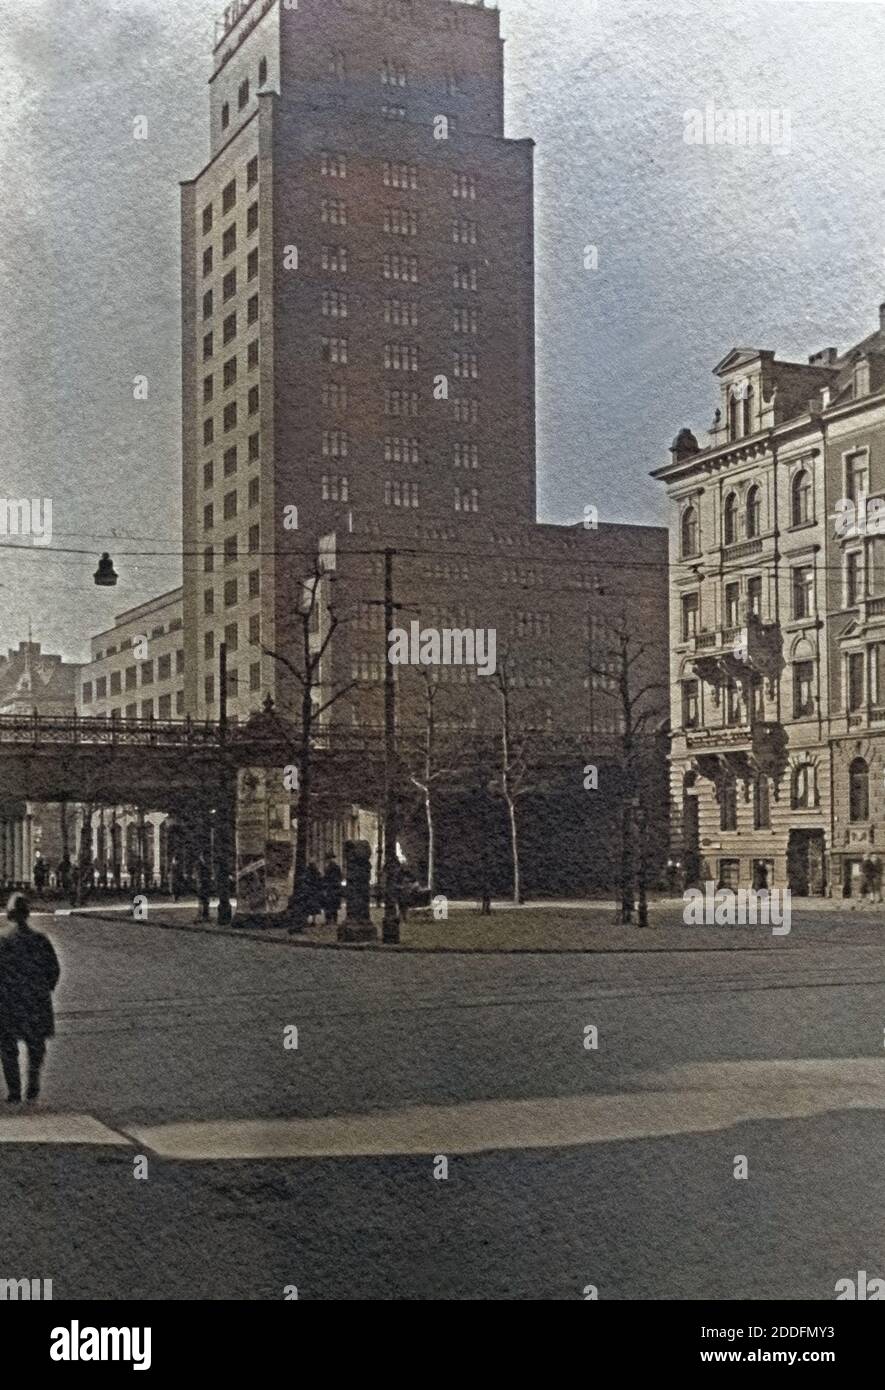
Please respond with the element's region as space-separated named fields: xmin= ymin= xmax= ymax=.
xmin=2 ymin=0 xmax=885 ymax=661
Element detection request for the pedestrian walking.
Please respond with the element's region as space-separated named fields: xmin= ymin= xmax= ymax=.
xmin=321 ymin=854 xmax=344 ymax=925
xmin=0 ymin=893 xmax=61 ymax=1104
xmin=169 ymin=854 xmax=182 ymax=903
xmin=32 ymin=855 xmax=47 ymax=896
xmin=303 ymin=862 xmax=323 ymax=925
xmin=861 ymin=851 xmax=875 ymax=904
xmin=195 ymin=853 xmax=212 ymax=922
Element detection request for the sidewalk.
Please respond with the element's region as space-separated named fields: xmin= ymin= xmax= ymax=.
xmin=54 ymin=897 xmax=885 ymax=954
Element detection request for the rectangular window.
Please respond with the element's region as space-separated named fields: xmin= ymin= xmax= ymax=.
xmin=223 ymin=401 xmax=237 ymax=432
xmin=223 ymin=490 xmax=238 ymax=520
xmin=321 ymin=198 xmax=347 ymax=227
xmin=204 ymin=674 xmax=215 ymax=705
xmin=204 ymin=545 xmax=214 ymax=573
xmin=247 ymin=339 xmax=259 ymax=369
xmin=158 ymin=693 xmax=172 ymax=719
xmin=204 ymin=631 xmax=215 ymax=660
xmin=681 ymin=679 xmax=699 ymax=729
xmin=720 ymin=783 xmax=737 ymax=833
xmin=202 ymin=204 xmax=213 ymax=235
xmin=247 ymin=248 xmax=258 ymax=280
xmin=141 ymin=660 xmax=154 ymax=686
xmin=222 ymin=269 xmax=237 ymax=302
xmin=846 ymin=451 xmax=869 ymax=507
xmin=203 ymin=289 xmax=213 ymax=320
xmin=792 ymin=566 xmax=814 ymax=620
xmin=141 ymin=699 xmax=154 ymax=720
xmin=246 ymin=156 xmax=258 ymax=189
xmin=110 ymin=670 xmax=121 ymax=696
xmin=224 ymin=534 xmax=238 ymax=565
xmin=247 ymin=202 xmax=258 ymax=235
xmin=248 ymin=523 xmax=260 ymax=553
xmin=202 ymin=246 xmax=213 ymax=276
xmin=248 ymin=476 xmax=260 ymax=506
xmin=221 ymin=103 xmax=230 ymax=131
xmin=384 ymin=207 xmax=418 ymax=237
xmin=125 ymin=666 xmax=137 ymax=690
xmin=681 ymin=593 xmax=699 ymax=641
xmin=238 ymin=78 xmax=250 ymax=110
xmin=224 ymin=621 xmax=239 ymax=653
xmin=224 ymin=578 xmax=238 ymax=607
xmin=223 ymin=312 xmax=237 ymax=344
xmin=452 ymin=173 xmax=476 ymax=200
xmin=222 ymin=178 xmax=236 ymax=214
xmin=846 ymin=550 xmax=862 ymax=607
xmin=223 ymin=356 xmax=237 ymax=388
xmin=793 ymin=660 xmax=815 ymax=717
xmin=204 ymin=589 xmax=215 ymax=615
xmin=453 ymin=397 xmax=478 ymax=425
xmin=258 ymin=57 xmax=267 ymax=86
xmin=724 ymin=582 xmax=740 ymax=629
xmin=203 ymin=374 xmax=214 ymax=404
xmin=322 ymin=382 xmax=348 ymax=411
xmin=452 ymin=218 xmax=477 ymax=245
xmin=203 ymin=418 xmax=214 ymax=445
xmin=250 ymin=661 xmax=261 ymax=693
xmin=158 ymin=653 xmax=172 ymax=681
xmin=224 ymin=445 xmax=238 ymax=477
xmin=203 ymin=503 xmax=214 ymax=531
xmin=320 ymin=152 xmax=347 ymax=178
xmin=203 ymin=331 xmax=213 ymax=361
xmin=321 ymin=337 xmax=349 ymax=365
xmin=222 ymin=223 xmax=236 ymax=258
xmin=322 ymin=290 xmax=348 ymax=319
xmin=249 ymin=613 xmax=260 ymax=645
xmin=248 ymin=432 xmax=260 ymax=461
xmin=848 ymin=652 xmax=865 ymax=711
xmin=248 ymin=570 xmax=260 ymax=597
xmin=321 ymin=245 xmax=348 ymax=273
xmin=247 ymin=294 xmax=259 ymax=325
xmin=747 ymin=575 xmax=762 ymax=620
xmin=453 ymin=264 xmax=478 ymax=292
xmin=248 ymin=385 xmax=260 ymax=415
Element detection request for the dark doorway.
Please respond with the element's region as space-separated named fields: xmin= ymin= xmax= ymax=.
xmin=787 ymin=829 xmax=825 ymax=895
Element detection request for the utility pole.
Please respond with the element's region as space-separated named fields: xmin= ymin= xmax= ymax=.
xmin=382 ymin=548 xmax=400 ymax=943
xmin=216 ymin=642 xmax=233 ymax=924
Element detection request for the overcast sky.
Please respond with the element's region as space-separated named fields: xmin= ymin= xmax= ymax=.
xmin=2 ymin=0 xmax=885 ymax=661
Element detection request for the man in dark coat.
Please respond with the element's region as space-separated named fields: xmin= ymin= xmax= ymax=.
xmin=195 ymin=853 xmax=212 ymax=922
xmin=0 ymin=893 xmax=61 ymax=1103
xmin=322 ymin=854 xmax=344 ymax=925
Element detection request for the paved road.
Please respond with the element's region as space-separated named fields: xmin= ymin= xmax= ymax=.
xmin=0 ymin=909 xmax=883 ymax=1299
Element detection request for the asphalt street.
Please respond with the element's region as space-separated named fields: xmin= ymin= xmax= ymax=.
xmin=0 ymin=908 xmax=883 ymax=1299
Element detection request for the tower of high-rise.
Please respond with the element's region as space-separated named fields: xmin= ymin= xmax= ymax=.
xmin=180 ymin=0 xmax=536 ymax=720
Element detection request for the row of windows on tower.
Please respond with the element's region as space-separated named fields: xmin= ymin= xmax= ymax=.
xmin=320 ymin=247 xmax=479 ymax=291
xmin=321 ymin=155 xmax=476 ymax=201
xmin=220 ymin=59 xmax=268 ymax=132
xmin=202 ymin=344 xmax=259 ymax=401
xmin=203 ymin=436 xmax=260 ymax=489
xmin=202 ymin=160 xmax=258 ymax=235
xmin=203 ymin=298 xmax=259 ymax=359
xmin=322 ymin=199 xmax=477 ymax=244
xmin=204 ymin=614 xmax=261 ymax=660
xmin=202 ymin=256 xmax=259 ymax=319
xmin=202 ymin=389 xmax=260 ymax=444
xmin=321 ymin=292 xmax=477 ymax=333
xmin=316 ymin=386 xmax=479 ymax=422
xmin=317 ymin=477 xmax=481 ymax=512
xmin=202 ymin=205 xmax=258 ymax=276
xmin=203 ymin=571 xmax=260 ymax=614
xmin=317 ymin=339 xmax=479 ymax=377
xmin=203 ymin=489 xmax=260 ymax=531
xmin=315 ymin=432 xmax=479 ymax=466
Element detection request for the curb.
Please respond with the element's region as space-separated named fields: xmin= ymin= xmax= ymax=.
xmin=64 ymin=909 xmax=811 ymax=957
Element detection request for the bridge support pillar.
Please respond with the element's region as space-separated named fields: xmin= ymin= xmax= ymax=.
xmin=13 ymin=820 xmax=23 ymax=884
xmin=23 ymin=814 xmax=32 ymax=886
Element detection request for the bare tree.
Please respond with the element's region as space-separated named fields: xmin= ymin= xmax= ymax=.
xmin=401 ymin=669 xmax=467 ymax=895
xmin=587 ymin=616 xmax=667 ymax=925
xmin=262 ymin=556 xmax=357 ymax=929
xmin=489 ymin=650 xmax=540 ymax=906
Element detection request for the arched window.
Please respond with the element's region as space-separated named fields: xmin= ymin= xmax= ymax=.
xmin=746 ymin=485 xmax=761 ymax=539
xmin=791 ymin=469 xmax=812 ymax=526
xmin=849 ymin=758 xmax=869 ymax=822
xmin=741 ymin=385 xmax=753 ymax=437
xmin=681 ymin=505 xmax=699 ymax=558
xmin=723 ymin=493 xmax=738 ymax=546
xmin=728 ymin=393 xmax=740 ymax=441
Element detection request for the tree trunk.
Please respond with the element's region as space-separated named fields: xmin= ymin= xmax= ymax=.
xmin=619 ymin=800 xmax=634 ymax=924
xmin=505 ymin=792 xmax=520 ymax=906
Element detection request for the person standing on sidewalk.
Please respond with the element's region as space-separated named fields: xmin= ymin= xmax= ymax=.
xmin=0 ymin=893 xmax=61 ymax=1104
xmin=195 ymin=853 xmax=212 ymax=922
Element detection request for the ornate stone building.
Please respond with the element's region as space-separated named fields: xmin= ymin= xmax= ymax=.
xmin=654 ymin=299 xmax=885 ymax=896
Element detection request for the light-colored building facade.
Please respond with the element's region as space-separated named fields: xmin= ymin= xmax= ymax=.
xmin=654 ymin=299 xmax=885 ymax=896
xmin=76 ymin=588 xmax=186 ymax=887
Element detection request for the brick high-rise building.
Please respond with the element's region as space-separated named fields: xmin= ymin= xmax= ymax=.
xmin=181 ymin=0 xmax=536 ymax=721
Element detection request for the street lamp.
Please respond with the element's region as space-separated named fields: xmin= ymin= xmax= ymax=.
xmin=94 ymin=553 xmax=118 ymax=587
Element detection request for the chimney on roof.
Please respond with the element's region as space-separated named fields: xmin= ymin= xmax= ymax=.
xmin=879 ymin=302 xmax=885 ymax=332
xmin=808 ymin=347 xmax=837 ymax=366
